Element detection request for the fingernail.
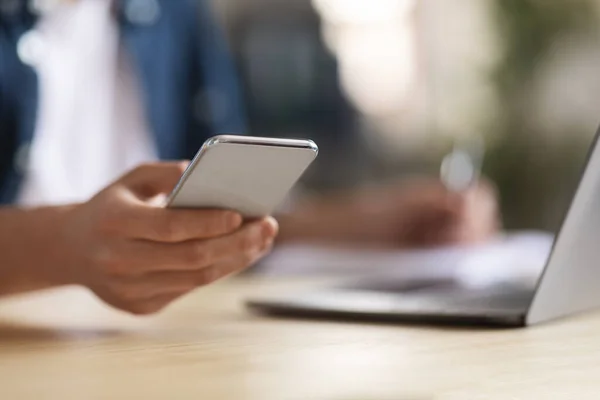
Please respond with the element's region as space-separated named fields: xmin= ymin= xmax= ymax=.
xmin=178 ymin=160 xmax=191 ymax=171
xmin=262 ymin=217 xmax=279 ymax=238
xmin=227 ymin=212 xmax=243 ymax=229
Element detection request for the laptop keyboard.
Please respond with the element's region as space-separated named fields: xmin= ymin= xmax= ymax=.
xmin=423 ymin=286 xmax=535 ymax=311
xmin=340 ymin=279 xmax=535 ymax=312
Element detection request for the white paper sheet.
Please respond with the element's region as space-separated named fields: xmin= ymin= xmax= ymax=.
xmin=258 ymin=230 xmax=555 ymax=286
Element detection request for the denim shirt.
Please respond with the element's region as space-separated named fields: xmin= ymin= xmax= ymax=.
xmin=0 ymin=0 xmax=246 ymax=204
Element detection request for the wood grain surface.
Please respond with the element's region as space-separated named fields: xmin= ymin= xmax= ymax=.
xmin=0 ymin=277 xmax=597 ymax=400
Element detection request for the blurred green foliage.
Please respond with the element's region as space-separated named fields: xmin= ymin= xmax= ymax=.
xmin=484 ymin=0 xmax=599 ymax=231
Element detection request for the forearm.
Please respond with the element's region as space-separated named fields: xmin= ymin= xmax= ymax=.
xmin=275 ymin=185 xmax=416 ymax=247
xmin=0 ymin=206 xmax=73 ymax=296
xmin=276 ymin=199 xmax=348 ymax=244
xmin=276 ymin=191 xmax=383 ymax=245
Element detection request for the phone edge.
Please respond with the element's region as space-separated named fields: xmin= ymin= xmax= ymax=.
xmin=208 ymin=135 xmax=319 ymax=153
xmin=164 ymin=135 xmax=318 ymax=208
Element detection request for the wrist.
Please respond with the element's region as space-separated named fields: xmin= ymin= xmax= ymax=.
xmin=0 ymin=205 xmax=78 ymax=294
xmin=36 ymin=204 xmax=81 ymax=287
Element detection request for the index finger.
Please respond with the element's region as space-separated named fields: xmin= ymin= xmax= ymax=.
xmin=115 ymin=206 xmax=243 ymax=242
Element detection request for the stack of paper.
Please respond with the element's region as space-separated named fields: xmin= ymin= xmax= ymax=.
xmin=258 ymin=231 xmax=555 ymax=286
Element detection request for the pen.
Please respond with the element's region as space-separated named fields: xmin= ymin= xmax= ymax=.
xmin=440 ymin=136 xmax=484 ymax=192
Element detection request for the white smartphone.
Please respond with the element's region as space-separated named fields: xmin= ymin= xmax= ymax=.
xmin=165 ymin=135 xmax=318 ymax=217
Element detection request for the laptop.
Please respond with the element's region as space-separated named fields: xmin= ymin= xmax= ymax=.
xmin=245 ymin=127 xmax=600 ymax=327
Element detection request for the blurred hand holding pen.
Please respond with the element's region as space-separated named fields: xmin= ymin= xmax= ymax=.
xmin=440 ymin=135 xmax=485 ymax=194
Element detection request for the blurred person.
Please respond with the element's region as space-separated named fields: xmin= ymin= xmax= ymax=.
xmin=0 ymin=0 xmax=499 ymax=312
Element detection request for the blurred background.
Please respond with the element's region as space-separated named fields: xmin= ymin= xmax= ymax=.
xmin=210 ymin=0 xmax=600 ymax=233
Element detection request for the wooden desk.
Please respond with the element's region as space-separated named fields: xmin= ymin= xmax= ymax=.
xmin=0 ymin=278 xmax=598 ymax=400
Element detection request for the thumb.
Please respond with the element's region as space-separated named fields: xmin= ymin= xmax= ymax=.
xmin=118 ymin=161 xmax=190 ymax=199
